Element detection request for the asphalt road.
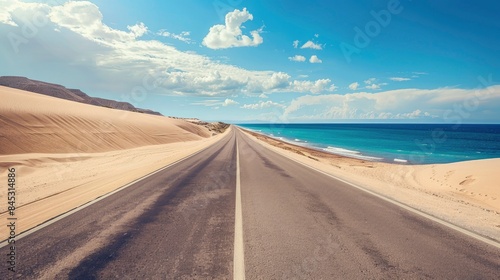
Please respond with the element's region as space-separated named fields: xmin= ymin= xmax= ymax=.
xmin=1 ymin=127 xmax=499 ymax=279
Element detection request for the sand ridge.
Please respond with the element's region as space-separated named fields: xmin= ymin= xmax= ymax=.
xmin=0 ymin=86 xmax=211 ymax=155
xmin=0 ymin=85 xmax=230 ymax=240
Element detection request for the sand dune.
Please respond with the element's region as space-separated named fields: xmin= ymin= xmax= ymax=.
xmin=413 ymin=159 xmax=499 ymax=212
xmin=242 ymin=129 xmax=500 ymax=241
xmin=0 ymin=86 xmax=210 ymax=155
xmin=0 ymin=85 xmax=228 ymax=239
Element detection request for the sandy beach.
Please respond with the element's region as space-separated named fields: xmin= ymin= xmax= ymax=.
xmin=0 ymin=86 xmax=229 ymax=240
xmin=240 ymin=128 xmax=500 ymax=242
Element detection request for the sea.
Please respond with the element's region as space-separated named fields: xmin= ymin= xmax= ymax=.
xmin=237 ymin=123 xmax=500 ymax=164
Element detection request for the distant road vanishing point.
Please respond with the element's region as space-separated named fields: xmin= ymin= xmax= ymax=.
xmin=1 ymin=127 xmax=499 ymax=279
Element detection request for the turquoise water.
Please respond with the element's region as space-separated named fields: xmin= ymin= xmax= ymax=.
xmin=237 ymin=124 xmax=500 ymax=164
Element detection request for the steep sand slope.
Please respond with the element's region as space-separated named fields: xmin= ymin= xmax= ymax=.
xmin=0 ymin=86 xmax=210 ymax=155
xmin=0 ymin=85 xmax=227 ymax=239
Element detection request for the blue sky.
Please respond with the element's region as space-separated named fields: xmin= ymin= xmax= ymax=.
xmin=1 ymin=0 xmax=499 ymax=123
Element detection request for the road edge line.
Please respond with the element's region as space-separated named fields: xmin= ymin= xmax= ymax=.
xmin=0 ymin=128 xmax=232 ymax=249
xmin=233 ymin=140 xmax=246 ymax=280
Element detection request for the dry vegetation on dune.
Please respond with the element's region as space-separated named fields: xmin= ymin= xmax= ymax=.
xmin=170 ymin=117 xmax=231 ymax=135
xmin=198 ymin=121 xmax=231 ymax=135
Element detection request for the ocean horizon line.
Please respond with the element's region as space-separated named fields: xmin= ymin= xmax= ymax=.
xmin=233 ymin=122 xmax=500 ymax=125
xmin=237 ymin=123 xmax=500 ymax=165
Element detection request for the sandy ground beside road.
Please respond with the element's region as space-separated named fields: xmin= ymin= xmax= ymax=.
xmin=0 ymin=85 xmax=229 ymax=239
xmin=241 ymin=128 xmax=500 ymax=242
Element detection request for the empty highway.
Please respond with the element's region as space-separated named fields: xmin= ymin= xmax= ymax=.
xmin=1 ymin=127 xmax=499 ymax=279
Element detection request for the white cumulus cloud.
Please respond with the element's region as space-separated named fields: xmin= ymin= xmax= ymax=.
xmin=202 ymin=8 xmax=263 ymax=49
xmin=222 ymin=98 xmax=239 ymax=106
xmin=0 ymin=0 xmax=25 ymax=26
xmin=288 ymin=55 xmax=306 ymax=62
xmin=282 ymin=86 xmax=500 ymax=121
xmin=265 ymin=72 xmax=291 ymax=89
xmin=349 ymin=82 xmax=359 ymax=90
xmin=158 ymin=30 xmax=192 ymax=43
xmin=192 ymin=98 xmax=238 ymax=107
xmin=291 ymin=79 xmax=336 ymax=94
xmin=0 ymin=0 xmax=336 ymax=97
xmin=365 ymin=84 xmax=381 ymax=90
xmin=301 ymin=40 xmax=322 ymax=50
xmin=242 ymin=100 xmax=285 ymax=109
xmin=309 ymin=55 xmax=322 ymax=63
xmin=293 ymin=40 xmax=299 ymax=48
xmin=128 ymin=22 xmax=148 ymax=38
xmin=363 ymin=78 xmax=386 ymax=90
xmin=364 ymin=78 xmax=377 ymax=84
